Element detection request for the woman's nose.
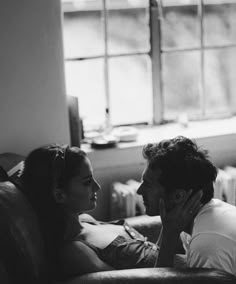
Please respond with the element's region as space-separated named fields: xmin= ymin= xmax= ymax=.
xmin=93 ymin=179 xmax=101 ymax=192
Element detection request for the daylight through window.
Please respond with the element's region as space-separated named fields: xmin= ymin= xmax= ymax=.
xmin=62 ymin=0 xmax=236 ymax=132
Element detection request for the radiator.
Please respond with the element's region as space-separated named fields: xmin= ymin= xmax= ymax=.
xmin=110 ymin=179 xmax=145 ymax=220
xmin=110 ymin=166 xmax=236 ymax=220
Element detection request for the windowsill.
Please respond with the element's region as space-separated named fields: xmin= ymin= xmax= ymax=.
xmin=82 ymin=116 xmax=236 ymax=169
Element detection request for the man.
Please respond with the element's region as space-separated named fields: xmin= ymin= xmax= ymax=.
xmin=137 ymin=136 xmax=236 ymax=276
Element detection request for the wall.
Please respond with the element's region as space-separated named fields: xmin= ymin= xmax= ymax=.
xmin=0 ymin=0 xmax=70 ymax=155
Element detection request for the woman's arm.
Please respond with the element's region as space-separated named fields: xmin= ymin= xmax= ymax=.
xmin=61 ymin=241 xmax=114 ymax=276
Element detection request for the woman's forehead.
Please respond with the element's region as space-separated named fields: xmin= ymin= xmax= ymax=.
xmin=74 ymin=156 xmax=93 ymax=177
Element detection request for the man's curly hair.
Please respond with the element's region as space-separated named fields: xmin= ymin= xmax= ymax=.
xmin=143 ymin=136 xmax=217 ymax=204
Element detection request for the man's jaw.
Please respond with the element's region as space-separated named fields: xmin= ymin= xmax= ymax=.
xmin=144 ymin=203 xmax=160 ymax=216
xmin=141 ymin=195 xmax=160 ymax=216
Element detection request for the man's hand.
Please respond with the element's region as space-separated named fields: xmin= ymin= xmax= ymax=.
xmin=160 ymin=189 xmax=203 ymax=237
xmin=155 ymin=189 xmax=203 ymax=267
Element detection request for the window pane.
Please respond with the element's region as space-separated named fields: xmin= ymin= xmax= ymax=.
xmin=162 ymin=51 xmax=201 ymax=119
xmin=109 ymin=55 xmax=152 ymax=125
xmin=204 ymin=48 xmax=236 ymax=115
xmin=203 ymin=2 xmax=236 ymax=46
xmin=107 ymin=1 xmax=150 ymax=55
xmin=65 ymin=60 xmax=106 ymax=130
xmin=160 ymin=1 xmax=200 ymax=50
xmin=62 ymin=1 xmax=104 ymax=58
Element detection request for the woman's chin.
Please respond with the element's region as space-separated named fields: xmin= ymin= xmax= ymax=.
xmin=88 ymin=200 xmax=97 ymax=210
xmin=77 ymin=201 xmax=97 ymax=213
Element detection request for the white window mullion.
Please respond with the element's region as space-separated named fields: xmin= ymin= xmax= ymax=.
xmin=199 ymin=0 xmax=206 ymax=116
xmin=102 ymin=0 xmax=111 ymax=129
xmin=150 ymin=0 xmax=163 ymax=125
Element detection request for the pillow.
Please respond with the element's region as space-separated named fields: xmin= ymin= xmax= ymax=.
xmin=0 ymin=153 xmax=25 ymax=189
xmin=0 ymin=153 xmax=24 ymax=172
xmin=7 ymin=161 xmax=24 ymax=189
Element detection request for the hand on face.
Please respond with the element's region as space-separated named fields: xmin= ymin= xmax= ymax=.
xmin=159 ymin=189 xmax=203 ymax=238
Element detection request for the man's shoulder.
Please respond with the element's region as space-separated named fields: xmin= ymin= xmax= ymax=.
xmin=189 ymin=231 xmax=236 ymax=259
xmin=194 ymin=199 xmax=236 ymax=227
xmin=190 ymin=199 xmax=236 ymax=244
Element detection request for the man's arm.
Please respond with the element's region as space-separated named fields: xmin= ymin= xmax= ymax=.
xmin=174 ymin=254 xmax=187 ymax=268
xmin=155 ymin=230 xmax=180 ymax=267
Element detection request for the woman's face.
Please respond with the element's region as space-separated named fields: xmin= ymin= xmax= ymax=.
xmin=63 ymin=156 xmax=100 ymax=214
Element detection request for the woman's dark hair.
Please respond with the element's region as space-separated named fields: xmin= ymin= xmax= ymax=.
xmin=20 ymin=144 xmax=87 ymax=279
xmin=142 ymin=136 xmax=217 ymax=204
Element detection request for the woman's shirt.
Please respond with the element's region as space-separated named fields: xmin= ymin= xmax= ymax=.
xmin=68 ymin=217 xmax=159 ymax=270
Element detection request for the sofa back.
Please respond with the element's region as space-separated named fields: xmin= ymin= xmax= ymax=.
xmin=0 ymin=181 xmax=46 ymax=284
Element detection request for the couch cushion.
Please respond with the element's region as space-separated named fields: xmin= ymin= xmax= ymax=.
xmin=0 ymin=181 xmax=46 ymax=283
xmin=0 ymin=153 xmax=25 ymax=190
xmin=0 ymin=153 xmax=24 ymax=172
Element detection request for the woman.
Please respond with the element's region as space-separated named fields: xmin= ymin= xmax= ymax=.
xmin=20 ymin=144 xmax=201 ymax=280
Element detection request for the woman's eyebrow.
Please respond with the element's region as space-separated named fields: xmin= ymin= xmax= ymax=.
xmin=81 ymin=175 xmax=92 ymax=181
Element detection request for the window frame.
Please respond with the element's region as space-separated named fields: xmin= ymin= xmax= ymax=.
xmin=155 ymin=0 xmax=236 ymax=123
xmin=62 ymin=0 xmax=236 ymax=130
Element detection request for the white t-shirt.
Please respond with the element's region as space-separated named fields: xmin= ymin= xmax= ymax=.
xmin=180 ymin=199 xmax=236 ymax=276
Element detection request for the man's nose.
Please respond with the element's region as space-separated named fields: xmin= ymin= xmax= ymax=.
xmin=137 ymin=183 xmax=144 ymax=195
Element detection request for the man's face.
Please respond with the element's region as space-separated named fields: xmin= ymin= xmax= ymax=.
xmin=137 ymin=165 xmax=165 ymax=216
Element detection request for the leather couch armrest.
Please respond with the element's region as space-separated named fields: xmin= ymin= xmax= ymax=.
xmin=61 ymin=268 xmax=236 ymax=284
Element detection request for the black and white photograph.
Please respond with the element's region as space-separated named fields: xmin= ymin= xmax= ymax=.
xmin=0 ymin=1 xmax=236 ymax=283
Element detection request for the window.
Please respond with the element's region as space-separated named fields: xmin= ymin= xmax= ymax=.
xmin=61 ymin=0 xmax=236 ymax=132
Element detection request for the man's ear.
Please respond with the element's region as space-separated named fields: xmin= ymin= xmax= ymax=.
xmin=53 ymin=188 xmax=66 ymax=204
xmin=172 ymin=189 xmax=186 ymax=204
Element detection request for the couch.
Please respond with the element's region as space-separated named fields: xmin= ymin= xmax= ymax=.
xmin=0 ymin=153 xmax=235 ymax=284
